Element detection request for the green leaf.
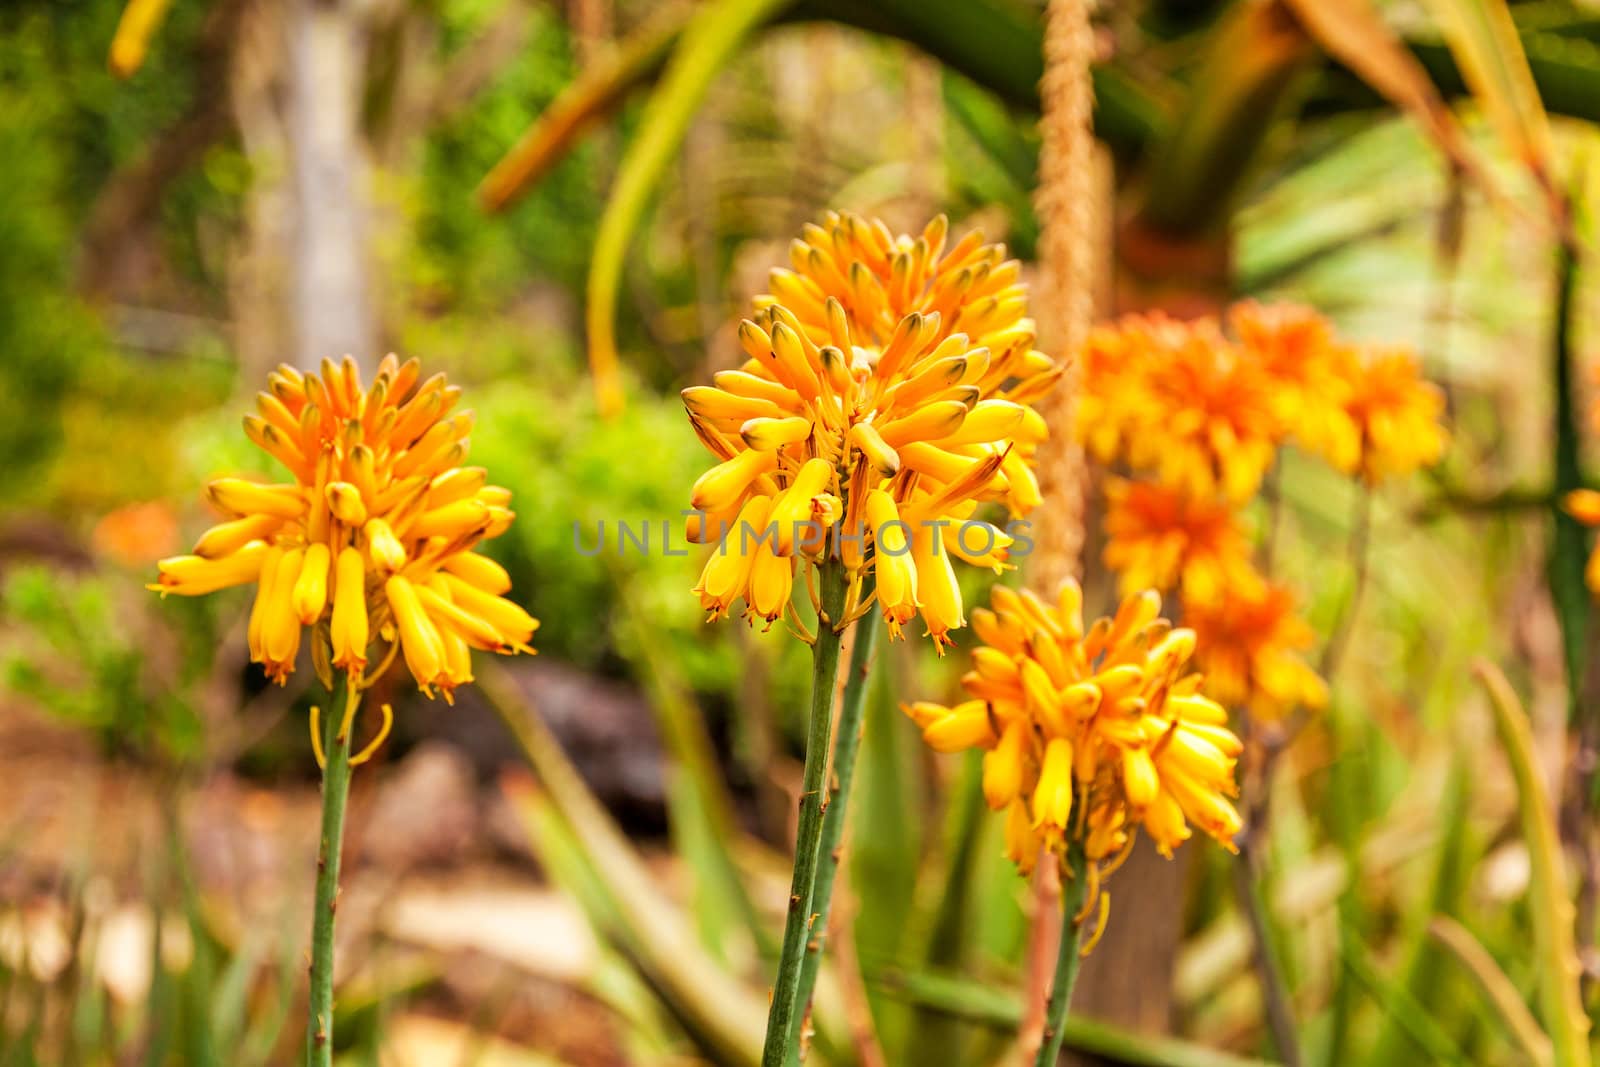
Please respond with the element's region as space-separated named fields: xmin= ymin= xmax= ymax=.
xmin=585 ymin=0 xmax=790 ymax=417
xmin=1419 ymin=0 xmax=1554 ymax=184
xmin=868 ymin=968 xmax=1278 ymax=1067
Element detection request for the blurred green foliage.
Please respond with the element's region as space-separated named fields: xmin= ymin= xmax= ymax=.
xmin=0 ymin=565 xmax=212 ymax=763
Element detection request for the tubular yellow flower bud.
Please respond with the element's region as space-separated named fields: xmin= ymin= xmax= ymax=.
xmin=193 ymin=514 xmax=282 ymax=559
xmin=292 ymin=543 xmax=331 ymax=625
xmin=262 ymin=548 xmax=305 ymax=682
xmin=983 ymin=720 xmax=1028 ymax=810
xmin=1122 ymin=747 xmax=1159 ymax=811
xmin=910 ymin=523 xmax=963 ymax=652
xmin=331 ymin=546 xmax=369 ymax=675
xmin=847 ymin=423 xmax=900 ymax=476
xmin=207 ymin=479 xmax=306 ymax=519
xmin=693 ymin=495 xmax=773 ymax=621
xmin=1031 ymin=737 xmax=1074 ymax=831
xmin=386 ymin=575 xmax=444 ymax=693
xmin=439 ymin=574 xmax=539 ymax=647
xmin=745 ymin=541 xmax=794 ymax=625
xmin=438 ymin=626 xmax=475 ymax=697
xmin=922 ymin=701 xmax=996 ymax=753
xmin=740 ymin=416 xmax=813 ymax=451
xmin=441 ymin=551 xmax=511 ymax=594
xmin=365 ymin=518 xmax=407 ymax=573
xmin=325 ymin=481 xmax=368 ymax=526
xmin=414 ymin=581 xmax=506 ymax=651
xmin=247 ymin=545 xmax=285 ymax=660
xmin=767 ymin=458 xmax=833 ymax=556
xmin=877 ymin=401 xmax=969 ymax=448
xmin=151 ymin=541 xmax=271 ymax=596
xmin=409 ymin=499 xmax=490 ymax=541
xmin=863 ymin=491 xmax=918 ymax=637
xmin=427 ymin=467 xmax=488 ymax=509
xmin=690 ymin=448 xmax=777 ymax=514
xmin=682 ymin=385 xmax=787 ymax=423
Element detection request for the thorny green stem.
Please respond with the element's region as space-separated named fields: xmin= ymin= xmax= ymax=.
xmin=762 ymin=560 xmax=849 ymax=1067
xmin=1035 ymin=842 xmax=1089 ymax=1067
xmin=305 ymin=677 xmax=358 ymax=1067
xmin=789 ymin=583 xmax=881 ymax=1062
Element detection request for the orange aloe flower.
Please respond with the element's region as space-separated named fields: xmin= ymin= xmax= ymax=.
xmin=684 ymin=214 xmax=1060 ymax=650
xmin=151 ymin=356 xmax=536 ymax=700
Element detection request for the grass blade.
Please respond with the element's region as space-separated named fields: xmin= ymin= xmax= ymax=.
xmin=1473 ymin=662 xmax=1592 ymax=1067
xmin=1429 ymin=916 xmax=1554 ymax=1066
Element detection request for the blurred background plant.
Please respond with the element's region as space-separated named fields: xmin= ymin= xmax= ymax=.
xmin=2 ymin=0 xmax=1600 ymax=1063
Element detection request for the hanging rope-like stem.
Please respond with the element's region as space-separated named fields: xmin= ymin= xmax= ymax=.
xmin=1030 ymin=0 xmax=1097 ymax=593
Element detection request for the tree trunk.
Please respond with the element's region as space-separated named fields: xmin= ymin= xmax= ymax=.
xmin=287 ymin=0 xmax=374 ymax=370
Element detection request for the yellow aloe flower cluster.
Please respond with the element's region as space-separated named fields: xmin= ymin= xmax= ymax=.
xmin=151 ymin=356 xmax=537 ymax=700
xmin=1078 ymin=303 xmax=1446 ymax=718
xmin=684 ymin=213 xmax=1061 ymax=649
xmin=903 ymin=582 xmax=1242 ymax=897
